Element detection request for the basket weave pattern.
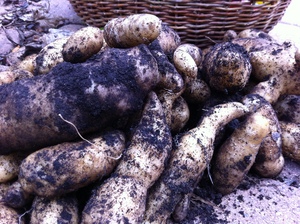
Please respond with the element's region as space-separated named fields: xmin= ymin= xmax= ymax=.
xmin=69 ymin=0 xmax=291 ymax=48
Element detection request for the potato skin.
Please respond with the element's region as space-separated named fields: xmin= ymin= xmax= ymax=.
xmin=0 ymin=45 xmax=159 ymax=154
xmin=0 ymin=153 xmax=25 ymax=183
xmin=62 ymin=27 xmax=104 ymax=63
xmin=274 ymin=95 xmax=300 ymax=123
xmin=104 ymin=13 xmax=162 ymax=48
xmin=0 ymin=204 xmax=24 ymax=224
xmin=19 ymin=130 xmax=125 ymax=197
xmin=202 ymin=42 xmax=251 ymax=93
xmin=30 ymin=195 xmax=79 ymax=224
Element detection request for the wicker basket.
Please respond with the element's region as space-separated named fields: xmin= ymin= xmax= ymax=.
xmin=69 ymin=0 xmax=291 ymax=48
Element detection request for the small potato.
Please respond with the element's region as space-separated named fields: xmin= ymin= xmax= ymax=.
xmin=0 ymin=69 xmax=33 ymax=85
xmin=173 ymin=43 xmax=202 ymax=79
xmin=62 ymin=26 xmax=104 ymax=63
xmin=34 ymin=37 xmax=68 ymax=75
xmin=280 ymin=121 xmax=300 ymax=162
xmin=0 ymin=204 xmax=24 ymax=224
xmin=238 ymin=28 xmax=273 ymax=41
xmin=0 ymin=153 xmax=26 ymax=183
xmin=170 ymin=96 xmax=190 ymax=133
xmin=183 ymin=77 xmax=211 ymax=104
xmin=104 ymin=13 xmax=162 ymax=48
xmin=202 ymin=42 xmax=252 ymax=93
xmin=17 ymin=54 xmax=37 ymax=73
xmin=31 ymin=195 xmax=79 ymax=224
xmin=223 ymin=30 xmax=237 ymax=42
xmin=4 ymin=180 xmax=33 ymax=208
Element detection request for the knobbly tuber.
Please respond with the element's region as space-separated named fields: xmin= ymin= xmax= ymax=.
xmin=212 ymin=99 xmax=271 ymax=195
xmin=144 ymin=102 xmax=249 ymax=222
xmin=19 ymin=130 xmax=125 ymax=197
xmin=82 ymin=92 xmax=172 ymax=223
xmin=0 ymin=44 xmax=159 ymax=154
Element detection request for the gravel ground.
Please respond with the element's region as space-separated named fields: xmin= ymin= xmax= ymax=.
xmin=0 ymin=1 xmax=299 ymax=223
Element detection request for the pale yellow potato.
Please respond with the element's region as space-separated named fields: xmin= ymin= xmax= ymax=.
xmin=62 ymin=26 xmax=104 ymax=63
xmin=0 ymin=153 xmax=25 ymax=183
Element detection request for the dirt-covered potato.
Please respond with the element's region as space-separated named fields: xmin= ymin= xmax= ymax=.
xmin=238 ymin=28 xmax=273 ymax=41
xmin=0 ymin=45 xmax=159 ymax=154
xmin=274 ymin=95 xmax=300 ymax=123
xmin=223 ymin=30 xmax=237 ymax=42
xmin=0 ymin=69 xmax=33 ymax=85
xmin=62 ymin=26 xmax=104 ymax=63
xmin=4 ymin=180 xmax=33 ymax=208
xmin=19 ymin=130 xmax=125 ymax=197
xmin=0 ymin=204 xmax=24 ymax=224
xmin=280 ymin=121 xmax=300 ymax=162
xmin=170 ymin=96 xmax=190 ymax=133
xmin=173 ymin=43 xmax=202 ymax=79
xmin=30 ymin=195 xmax=79 ymax=224
xmin=104 ymin=13 xmax=162 ymax=48
xmin=202 ymin=42 xmax=252 ymax=93
xmin=243 ymin=95 xmax=284 ymax=178
xmin=144 ymin=102 xmax=249 ymax=222
xmin=212 ymin=109 xmax=270 ymax=195
xmin=0 ymin=153 xmax=25 ymax=183
xmin=34 ymin=37 xmax=68 ymax=75
xmin=82 ymin=92 xmax=172 ymax=223
xmin=183 ymin=77 xmax=211 ymax=104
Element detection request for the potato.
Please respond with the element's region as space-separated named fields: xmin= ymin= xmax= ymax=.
xmin=223 ymin=30 xmax=237 ymax=42
xmin=274 ymin=95 xmax=300 ymax=123
xmin=202 ymin=42 xmax=252 ymax=93
xmin=0 ymin=204 xmax=24 ymax=224
xmin=0 ymin=153 xmax=26 ymax=183
xmin=30 ymin=195 xmax=79 ymax=224
xmin=62 ymin=26 xmax=104 ymax=63
xmin=243 ymin=95 xmax=284 ymax=178
xmin=0 ymin=45 xmax=159 ymax=154
xmin=17 ymin=53 xmax=37 ymax=73
xmin=170 ymin=96 xmax=190 ymax=133
xmin=173 ymin=43 xmax=202 ymax=79
xmin=148 ymin=39 xmax=184 ymax=93
xmin=280 ymin=121 xmax=300 ymax=162
xmin=212 ymin=99 xmax=271 ymax=195
xmin=144 ymin=102 xmax=249 ymax=222
xmin=82 ymin=92 xmax=172 ymax=223
xmin=183 ymin=77 xmax=211 ymax=104
xmin=238 ymin=28 xmax=273 ymax=41
xmin=104 ymin=13 xmax=162 ymax=48
xmin=19 ymin=130 xmax=125 ymax=197
xmin=0 ymin=69 xmax=33 ymax=85
xmin=34 ymin=37 xmax=68 ymax=75
xmin=156 ymin=24 xmax=181 ymax=60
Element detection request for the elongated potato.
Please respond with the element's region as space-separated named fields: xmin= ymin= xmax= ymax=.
xmin=104 ymin=14 xmax=162 ymax=48
xmin=30 ymin=195 xmax=79 ymax=224
xmin=82 ymin=91 xmax=172 ymax=223
xmin=0 ymin=45 xmax=159 ymax=154
xmin=144 ymin=101 xmax=249 ymax=222
xmin=34 ymin=37 xmax=68 ymax=75
xmin=173 ymin=43 xmax=202 ymax=79
xmin=280 ymin=121 xmax=300 ymax=162
xmin=212 ymin=104 xmax=271 ymax=195
xmin=19 ymin=130 xmax=125 ymax=197
xmin=243 ymin=95 xmax=284 ymax=178
xmin=62 ymin=26 xmax=104 ymax=63
xmin=0 ymin=69 xmax=33 ymax=85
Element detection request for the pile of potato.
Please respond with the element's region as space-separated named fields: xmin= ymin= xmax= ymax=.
xmin=0 ymin=13 xmax=299 ymax=223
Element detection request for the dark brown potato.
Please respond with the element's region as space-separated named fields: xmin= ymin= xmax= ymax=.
xmin=0 ymin=45 xmax=159 ymax=154
xmin=202 ymin=42 xmax=252 ymax=93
